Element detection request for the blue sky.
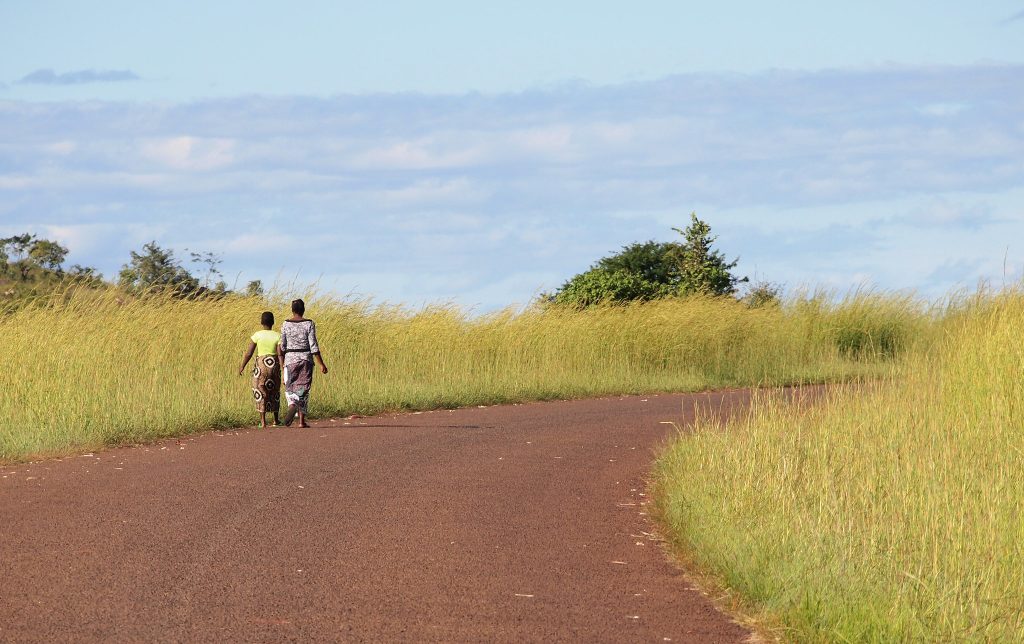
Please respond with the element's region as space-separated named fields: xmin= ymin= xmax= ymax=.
xmin=2 ymin=2 xmax=1023 ymax=308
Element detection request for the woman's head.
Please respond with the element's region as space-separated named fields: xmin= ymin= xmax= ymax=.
xmin=260 ymin=311 xmax=274 ymax=328
xmin=291 ymin=298 xmax=305 ymax=316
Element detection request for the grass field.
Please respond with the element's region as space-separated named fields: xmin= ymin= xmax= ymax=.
xmin=6 ymin=283 xmax=1013 ymax=640
xmin=1 ymin=287 xmax=914 ymax=462
xmin=654 ymin=290 xmax=1024 ymax=641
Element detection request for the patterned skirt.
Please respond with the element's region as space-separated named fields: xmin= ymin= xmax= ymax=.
xmin=251 ymin=355 xmax=281 ymax=413
xmin=283 ymin=359 xmax=313 ymax=414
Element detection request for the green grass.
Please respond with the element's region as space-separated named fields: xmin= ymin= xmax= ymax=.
xmin=653 ymin=289 xmax=1024 ymax=642
xmin=0 ymin=287 xmax=912 ymax=462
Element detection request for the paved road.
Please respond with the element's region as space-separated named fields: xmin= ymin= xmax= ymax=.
xmin=1 ymin=391 xmax=755 ymax=643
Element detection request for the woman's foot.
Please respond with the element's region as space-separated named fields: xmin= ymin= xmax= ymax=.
xmin=283 ymin=404 xmax=299 ymax=427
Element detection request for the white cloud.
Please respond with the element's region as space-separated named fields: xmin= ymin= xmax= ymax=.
xmin=0 ymin=175 xmax=34 ymax=189
xmin=916 ymin=102 xmax=970 ymax=117
xmin=350 ymin=134 xmax=496 ymax=170
xmin=18 ymin=68 xmax=141 ymax=85
xmin=2 ymin=64 xmax=1023 ymax=307
xmin=138 ymin=136 xmax=236 ymax=171
xmin=43 ymin=140 xmax=77 ymax=155
xmin=901 ymin=198 xmax=996 ymax=230
xmin=374 ymin=178 xmax=488 ymax=208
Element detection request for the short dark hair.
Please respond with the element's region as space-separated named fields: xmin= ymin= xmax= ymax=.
xmin=260 ymin=311 xmax=274 ymax=327
xmin=291 ymin=298 xmax=305 ymax=316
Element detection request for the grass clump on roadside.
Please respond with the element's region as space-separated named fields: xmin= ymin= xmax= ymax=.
xmin=653 ymin=289 xmax=1024 ymax=641
xmin=0 ymin=286 xmax=917 ymax=462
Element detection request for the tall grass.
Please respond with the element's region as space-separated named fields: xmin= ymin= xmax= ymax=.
xmin=653 ymin=289 xmax=1024 ymax=641
xmin=0 ymin=287 xmax=914 ymax=462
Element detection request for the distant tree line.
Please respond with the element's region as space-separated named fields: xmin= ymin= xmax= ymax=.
xmin=4 ymin=215 xmax=777 ymax=307
xmin=0 ymin=235 xmax=263 ymax=301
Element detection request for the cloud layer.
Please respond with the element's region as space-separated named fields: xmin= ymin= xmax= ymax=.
xmin=18 ymin=68 xmax=140 ymax=85
xmin=1 ymin=64 xmax=1022 ymax=307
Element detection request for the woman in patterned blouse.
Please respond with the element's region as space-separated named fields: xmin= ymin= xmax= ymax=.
xmin=278 ymin=298 xmax=328 ymax=427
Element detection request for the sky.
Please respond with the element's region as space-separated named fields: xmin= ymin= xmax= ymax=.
xmin=2 ymin=1 xmax=1023 ymax=309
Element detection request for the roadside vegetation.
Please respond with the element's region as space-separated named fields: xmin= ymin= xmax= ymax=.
xmin=0 ymin=286 xmax=914 ymax=462
xmin=1 ymin=213 xmax=831 ymax=462
xmin=653 ymin=288 xmax=1024 ymax=641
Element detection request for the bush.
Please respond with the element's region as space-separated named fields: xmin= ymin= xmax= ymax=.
xmin=552 ymin=214 xmax=746 ymax=306
xmin=551 ymin=268 xmax=674 ymax=307
xmin=742 ymin=281 xmax=782 ymax=308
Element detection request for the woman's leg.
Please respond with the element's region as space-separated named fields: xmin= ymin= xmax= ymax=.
xmin=283 ymin=403 xmax=299 ymax=426
xmin=283 ymin=360 xmax=312 ymax=426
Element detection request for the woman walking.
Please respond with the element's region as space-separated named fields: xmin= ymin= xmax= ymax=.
xmin=279 ymin=298 xmax=328 ymax=427
xmin=238 ymin=311 xmax=282 ymax=427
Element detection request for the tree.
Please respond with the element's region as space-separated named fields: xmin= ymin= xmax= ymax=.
xmin=28 ymin=239 xmax=69 ymax=272
xmin=188 ymin=250 xmax=224 ymax=288
xmin=0 ymin=232 xmax=103 ymax=298
xmin=666 ymin=213 xmax=747 ymax=296
xmin=118 ymin=242 xmax=199 ymax=295
xmin=550 ymin=213 xmax=747 ymax=306
xmin=67 ymin=264 xmax=104 ymax=288
xmin=552 ymin=268 xmax=675 ymax=307
xmin=1 ymin=234 xmax=35 ymax=278
xmin=594 ymin=241 xmax=680 ymax=284
xmin=1 ymin=234 xmax=70 ymax=280
xmin=246 ymin=280 xmax=264 ymax=297
xmin=1 ymin=234 xmax=35 ymax=263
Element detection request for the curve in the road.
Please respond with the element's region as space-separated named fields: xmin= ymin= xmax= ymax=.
xmin=1 ymin=391 xmax=756 ymax=643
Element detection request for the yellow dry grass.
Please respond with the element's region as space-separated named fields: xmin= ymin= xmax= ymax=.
xmin=0 ymin=287 xmax=911 ymax=462
xmin=654 ymin=289 xmax=1024 ymax=641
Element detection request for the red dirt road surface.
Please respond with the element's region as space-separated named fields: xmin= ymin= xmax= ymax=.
xmin=1 ymin=392 xmax=755 ymax=643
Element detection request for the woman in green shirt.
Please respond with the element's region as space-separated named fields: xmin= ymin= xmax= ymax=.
xmin=238 ymin=311 xmax=282 ymax=427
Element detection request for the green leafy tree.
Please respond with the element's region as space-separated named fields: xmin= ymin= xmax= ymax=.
xmin=0 ymin=233 xmax=104 ymax=300
xmin=551 ymin=213 xmax=747 ymax=306
xmin=246 ymin=280 xmax=264 ymax=297
xmin=1 ymin=234 xmax=35 ymax=263
xmin=666 ymin=213 xmax=747 ymax=296
xmin=118 ymin=242 xmax=199 ymax=295
xmin=594 ymin=241 xmax=681 ymax=284
xmin=552 ymin=268 xmax=674 ymax=307
xmin=1 ymin=234 xmax=36 ymax=279
xmin=28 ymin=239 xmax=69 ymax=272
xmin=67 ymin=264 xmax=104 ymax=288
xmin=2 ymin=234 xmax=70 ymax=279
xmin=550 ymin=240 xmax=682 ymax=306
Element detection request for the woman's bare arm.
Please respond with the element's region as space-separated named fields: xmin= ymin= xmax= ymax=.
xmin=314 ymin=352 xmax=328 ymax=374
xmin=308 ymin=321 xmax=327 ymax=374
xmin=238 ymin=342 xmax=257 ymax=375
